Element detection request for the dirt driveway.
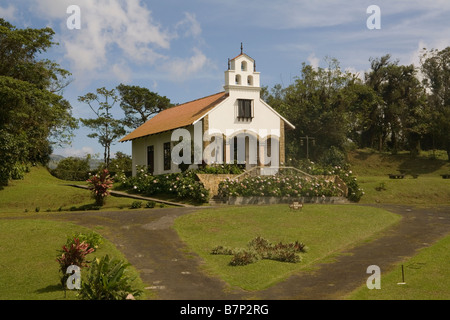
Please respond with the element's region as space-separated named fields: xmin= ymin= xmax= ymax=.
xmin=48 ymin=204 xmax=450 ymax=300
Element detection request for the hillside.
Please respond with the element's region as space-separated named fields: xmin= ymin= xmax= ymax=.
xmin=348 ymin=149 xmax=450 ymax=177
xmin=0 ymin=166 xmax=136 ymax=214
xmin=347 ymin=149 xmax=450 ymax=205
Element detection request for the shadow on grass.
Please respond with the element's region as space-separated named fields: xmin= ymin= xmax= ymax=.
xmin=35 ymin=284 xmax=63 ymax=294
xmin=397 ymin=156 xmax=448 ymax=175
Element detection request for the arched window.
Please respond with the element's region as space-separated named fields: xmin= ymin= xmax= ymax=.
xmin=235 ymin=74 xmax=241 ymax=85
xmin=247 ymin=75 xmax=253 ymax=86
xmin=241 ymin=61 xmax=247 ymax=71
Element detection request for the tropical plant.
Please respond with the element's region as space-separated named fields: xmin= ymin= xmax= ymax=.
xmin=86 ymin=169 xmax=114 ymax=206
xmin=78 ymin=255 xmax=143 ymax=300
xmin=56 ymin=238 xmax=95 ymax=289
xmin=65 ymin=232 xmax=103 ymax=251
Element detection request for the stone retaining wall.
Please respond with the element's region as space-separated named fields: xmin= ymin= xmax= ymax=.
xmin=196 ymin=174 xmax=239 ymax=196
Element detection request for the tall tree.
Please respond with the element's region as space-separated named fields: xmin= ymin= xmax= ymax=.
xmin=364 ymin=55 xmax=427 ymax=154
xmin=116 ymin=84 xmax=172 ymax=129
xmin=421 ymin=47 xmax=450 ymax=160
xmin=78 ymin=88 xmax=126 ymax=168
xmin=272 ymin=58 xmax=363 ymax=161
xmin=0 ymin=19 xmax=77 ymax=185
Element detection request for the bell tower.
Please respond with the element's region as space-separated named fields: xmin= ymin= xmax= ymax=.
xmin=224 ymin=44 xmax=261 ymax=94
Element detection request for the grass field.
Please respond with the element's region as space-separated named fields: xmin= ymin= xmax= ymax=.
xmin=0 ymin=219 xmax=147 ymax=300
xmin=347 ymin=234 xmax=450 ymax=300
xmin=348 ymin=149 xmax=450 ymax=177
xmin=0 ymin=166 xmax=139 ymax=214
xmin=173 ymin=204 xmax=401 ymax=291
xmin=348 ymin=149 xmax=450 ymax=205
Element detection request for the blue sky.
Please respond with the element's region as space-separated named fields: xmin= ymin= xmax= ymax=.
xmin=2 ymin=0 xmax=450 ymax=158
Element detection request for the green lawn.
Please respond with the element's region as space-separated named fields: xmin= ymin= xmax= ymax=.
xmin=0 ymin=166 xmax=139 ymax=214
xmin=358 ymin=176 xmax=450 ymax=205
xmin=173 ymin=204 xmax=401 ymax=291
xmin=347 ymin=149 xmax=450 ymax=205
xmin=348 ymin=234 xmax=450 ymax=300
xmin=348 ymin=149 xmax=450 ymax=177
xmin=0 ymin=219 xmax=147 ymax=300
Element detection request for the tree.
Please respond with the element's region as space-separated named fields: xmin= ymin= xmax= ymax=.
xmin=421 ymin=47 xmax=450 ymax=161
xmin=364 ymin=55 xmax=427 ymax=154
xmin=0 ymin=19 xmax=77 ymax=185
xmin=108 ymin=151 xmax=132 ymax=173
xmin=78 ymin=88 xmax=126 ymax=168
xmin=116 ymin=84 xmax=172 ymax=129
xmin=272 ymin=58 xmax=362 ymax=161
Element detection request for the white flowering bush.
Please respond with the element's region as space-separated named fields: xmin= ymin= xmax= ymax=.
xmin=218 ymin=174 xmax=342 ymax=198
xmin=217 ymin=160 xmax=364 ymax=202
xmin=117 ymin=166 xmax=209 ymax=203
xmin=294 ymin=160 xmax=364 ymax=202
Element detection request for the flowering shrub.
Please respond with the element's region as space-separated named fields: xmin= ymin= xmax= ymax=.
xmin=117 ymin=166 xmax=209 ymax=203
xmin=86 ymin=169 xmax=114 ymax=206
xmin=294 ymin=160 xmax=364 ymax=202
xmin=217 ymin=174 xmax=342 ymax=198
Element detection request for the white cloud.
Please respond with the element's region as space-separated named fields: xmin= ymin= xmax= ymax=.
xmin=176 ymin=12 xmax=202 ymax=38
xmin=0 ymin=4 xmax=17 ymax=21
xmin=32 ymin=0 xmax=170 ymax=82
xmin=28 ymin=0 xmax=212 ymax=85
xmin=161 ymin=47 xmax=211 ymax=81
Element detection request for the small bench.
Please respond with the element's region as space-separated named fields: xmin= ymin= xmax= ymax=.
xmin=441 ymin=174 xmax=450 ymax=179
xmin=388 ymin=174 xmax=405 ymax=179
xmin=289 ymin=201 xmax=303 ymax=211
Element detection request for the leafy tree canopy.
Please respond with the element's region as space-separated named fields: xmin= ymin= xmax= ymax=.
xmin=0 ymin=19 xmax=77 ymax=186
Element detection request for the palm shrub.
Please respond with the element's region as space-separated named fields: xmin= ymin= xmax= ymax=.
xmin=78 ymin=255 xmax=143 ymax=300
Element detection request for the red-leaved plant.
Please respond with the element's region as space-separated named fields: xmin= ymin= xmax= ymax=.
xmin=86 ymin=169 xmax=114 ymax=206
xmin=57 ymin=238 xmax=95 ymax=290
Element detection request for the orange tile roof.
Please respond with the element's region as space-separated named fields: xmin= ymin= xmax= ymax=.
xmin=120 ymin=92 xmax=228 ymax=142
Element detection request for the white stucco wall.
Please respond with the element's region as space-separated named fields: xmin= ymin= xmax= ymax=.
xmin=207 ymin=92 xmax=281 ymax=139
xmin=131 ymin=126 xmax=200 ymax=176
